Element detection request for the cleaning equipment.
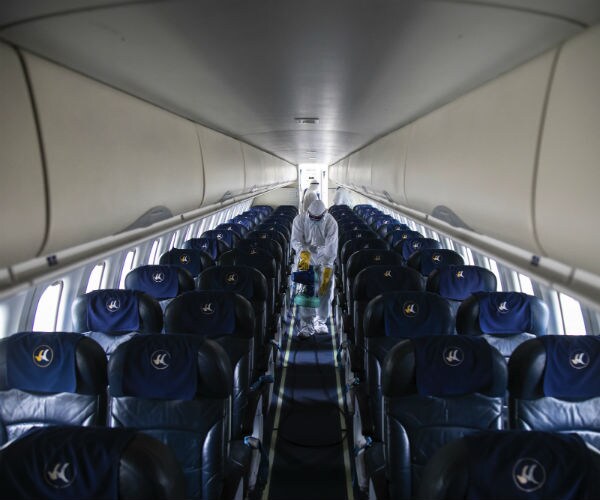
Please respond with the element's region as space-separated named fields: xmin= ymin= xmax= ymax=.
xmin=292 ymin=266 xmax=321 ymax=308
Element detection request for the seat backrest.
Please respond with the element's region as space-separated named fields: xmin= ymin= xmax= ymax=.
xmin=387 ymin=229 xmax=422 ymax=248
xmin=399 ymin=237 xmax=441 ymax=262
xmin=216 ymin=222 xmax=248 ymax=238
xmin=345 ymin=250 xmax=403 ymax=309
xmin=238 ymin=237 xmax=283 ymax=293
xmin=219 ymin=248 xmax=277 ymax=334
xmin=456 ymin=291 xmax=549 ymax=357
xmin=182 ymin=237 xmax=220 ymax=261
xmin=125 ymin=264 xmax=195 ymax=308
xmin=508 ymin=335 xmax=600 ymax=448
xmin=377 ymin=222 xmax=410 ymax=238
xmin=0 ymin=426 xmax=186 ymax=499
xmin=362 ymin=291 xmax=454 ymax=440
xmin=0 ymin=332 xmax=107 ymax=443
xmin=350 ymin=265 xmax=423 ymax=375
xmin=418 ymin=430 xmax=600 ymax=500
xmin=72 ymin=289 xmax=162 ymax=355
xmin=427 ymin=265 xmax=497 ymax=317
xmin=108 ymin=334 xmax=232 ymax=499
xmin=201 ymin=229 xmax=240 ymax=250
xmin=197 ymin=265 xmax=268 ymax=376
xmin=407 ymin=248 xmax=465 ymax=277
xmin=159 ymin=247 xmax=214 ymax=279
xmin=383 ymin=336 xmax=506 ymax=498
xmin=341 ymin=237 xmax=388 ymax=273
xmin=164 ymin=291 xmax=255 ymax=439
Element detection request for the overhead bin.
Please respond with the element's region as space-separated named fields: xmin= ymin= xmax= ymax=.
xmin=0 ymin=44 xmax=46 ymax=268
xmin=536 ymin=25 xmax=600 ymax=276
xmin=24 ymin=51 xmax=204 ymax=256
xmin=368 ymin=128 xmax=409 ymax=205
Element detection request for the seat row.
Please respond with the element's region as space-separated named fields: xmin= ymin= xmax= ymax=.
xmin=0 ymin=203 xmax=299 ymax=499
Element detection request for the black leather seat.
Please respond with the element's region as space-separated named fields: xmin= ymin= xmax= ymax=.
xmin=0 ymin=331 xmax=107 ymax=444
xmin=182 ymin=237 xmax=221 ymax=262
xmin=418 ymin=430 xmax=600 ymax=500
xmin=164 ymin=290 xmax=256 ymax=439
xmin=108 ymin=334 xmax=233 ymax=499
xmin=0 ymin=426 xmax=186 ymax=499
xmin=381 ymin=336 xmax=506 ymax=499
xmin=509 ymin=335 xmax=600 ymax=449
xmin=361 ymin=291 xmax=454 ymax=441
xmin=72 ymin=289 xmax=162 ymax=355
xmin=456 ymin=291 xmax=549 ymax=357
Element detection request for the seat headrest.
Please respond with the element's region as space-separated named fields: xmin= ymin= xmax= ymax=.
xmin=201 ymin=229 xmax=236 ymax=248
xmin=1 ymin=332 xmax=86 ymax=394
xmin=109 ymin=334 xmax=232 ymax=400
xmin=478 ymin=292 xmax=548 ymax=335
xmin=368 ymin=291 xmax=454 ymax=339
xmin=353 ymin=265 xmax=423 ymax=300
xmin=347 ymin=250 xmax=402 ymax=278
xmin=164 ymin=291 xmax=254 ymax=339
xmin=125 ymin=265 xmax=184 ymax=301
xmin=159 ymin=248 xmax=209 ymax=278
xmin=79 ymin=289 xmax=141 ymax=332
xmin=401 ymin=237 xmax=441 ymax=261
xmin=406 ymin=248 xmax=465 ymax=276
xmin=428 ymin=265 xmax=497 ymax=301
xmin=0 ymin=426 xmax=137 ymax=499
xmin=182 ymin=237 xmax=219 ymax=260
xmin=389 ymin=230 xmax=422 ymax=248
xmin=198 ymin=265 xmax=267 ymax=301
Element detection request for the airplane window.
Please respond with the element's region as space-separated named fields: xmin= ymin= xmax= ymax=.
xmin=184 ymin=224 xmax=196 ymax=241
xmin=119 ymin=250 xmax=136 ymax=289
xmin=559 ymin=293 xmax=586 ymax=335
xmin=85 ymin=263 xmax=105 ymax=293
xmin=32 ymin=281 xmax=63 ymax=332
xmin=444 ymin=238 xmax=455 ymax=250
xmin=0 ymin=305 xmax=9 ymax=339
xmin=518 ymin=273 xmax=534 ymax=295
xmin=464 ymin=247 xmax=475 ymax=265
xmin=428 ymin=230 xmax=440 ymax=241
xmin=197 ymin=219 xmax=207 ymax=237
xmin=169 ymin=231 xmax=180 ymax=249
xmin=148 ymin=239 xmax=160 ymax=264
xmin=486 ymin=258 xmax=503 ymax=291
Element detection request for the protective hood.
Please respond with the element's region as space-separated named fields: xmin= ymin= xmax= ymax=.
xmin=308 ymin=199 xmax=327 ymax=218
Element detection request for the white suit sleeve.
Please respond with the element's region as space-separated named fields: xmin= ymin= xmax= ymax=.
xmin=315 ymin=216 xmax=338 ymax=268
xmin=291 ymin=214 xmax=307 ymax=255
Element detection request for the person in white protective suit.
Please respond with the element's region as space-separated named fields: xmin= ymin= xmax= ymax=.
xmin=332 ymin=186 xmax=352 ymax=207
xmin=301 ymin=180 xmax=320 ymax=213
xmin=291 ymin=199 xmax=339 ymax=338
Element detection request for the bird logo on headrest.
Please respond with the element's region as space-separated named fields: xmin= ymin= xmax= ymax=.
xmin=152 ymin=272 xmax=165 ymax=283
xmin=403 ymin=302 xmax=419 ymax=317
xmin=384 ymin=270 xmax=392 ymax=278
xmin=432 ymin=254 xmax=442 ymax=263
xmin=412 ymin=241 xmax=421 ymax=249
xmin=513 ymin=458 xmax=545 ymax=492
xmin=216 ymin=233 xmax=223 ymax=239
xmin=569 ymin=351 xmax=590 ymax=370
xmin=179 ymin=254 xmax=191 ymax=264
xmin=443 ymin=347 xmax=464 ymax=367
xmin=33 ymin=345 xmax=54 ymax=368
xmin=202 ymin=303 xmax=215 ymax=315
xmin=498 ymin=301 xmax=509 ymax=313
xmin=45 ymin=461 xmax=74 ymax=488
xmin=374 ymin=254 xmax=381 ymax=262
xmin=226 ymin=273 xmax=238 ymax=284
xmin=455 ymin=270 xmax=464 ymax=279
xmin=106 ymin=298 xmax=121 ymax=312
xmin=151 ymin=350 xmax=171 ymax=370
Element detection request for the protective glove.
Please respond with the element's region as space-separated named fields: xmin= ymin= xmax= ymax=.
xmin=298 ymin=250 xmax=311 ymax=271
xmin=319 ymin=267 xmax=333 ymax=296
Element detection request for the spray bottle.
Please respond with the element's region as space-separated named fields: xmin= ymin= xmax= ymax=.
xmin=291 ymin=266 xmax=321 ymax=308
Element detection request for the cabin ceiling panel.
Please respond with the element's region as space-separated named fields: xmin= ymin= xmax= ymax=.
xmin=0 ymin=0 xmax=589 ymax=165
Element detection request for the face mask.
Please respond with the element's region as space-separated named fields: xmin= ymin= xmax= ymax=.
xmin=309 ymin=212 xmax=325 ymax=221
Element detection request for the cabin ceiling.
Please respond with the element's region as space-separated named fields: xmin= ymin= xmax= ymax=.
xmin=0 ymin=0 xmax=598 ymax=166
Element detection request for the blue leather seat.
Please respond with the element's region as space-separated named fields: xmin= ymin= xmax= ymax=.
xmin=509 ymin=335 xmax=600 ymax=449
xmin=387 ymin=229 xmax=423 ymax=249
xmin=399 ymin=237 xmax=441 ymax=263
xmin=362 ymin=291 xmax=454 ymax=441
xmin=108 ymin=334 xmax=233 ymax=499
xmin=164 ymin=291 xmax=256 ymax=439
xmin=349 ymin=265 xmax=423 ymax=378
xmin=72 ymin=289 xmax=162 ymax=355
xmin=406 ymin=248 xmax=464 ymax=277
xmin=418 ymin=430 xmax=600 ymax=500
xmin=201 ymin=229 xmax=240 ymax=251
xmin=377 ymin=222 xmax=410 ymax=239
xmin=0 ymin=426 xmax=186 ymax=499
xmin=159 ymin=247 xmax=214 ymax=280
xmin=182 ymin=237 xmax=221 ymax=262
xmin=216 ymin=222 xmax=248 ymax=238
xmin=382 ymin=336 xmax=506 ymax=499
xmin=0 ymin=331 xmax=107 ymax=443
xmin=125 ymin=264 xmax=195 ymax=309
xmin=456 ymin=291 xmax=549 ymax=357
xmin=427 ymin=265 xmax=497 ymax=317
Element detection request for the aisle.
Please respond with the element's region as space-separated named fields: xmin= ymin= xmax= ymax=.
xmin=262 ymin=309 xmax=354 ymax=500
